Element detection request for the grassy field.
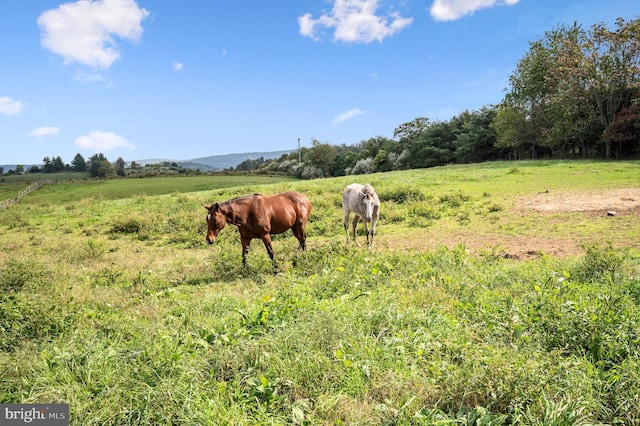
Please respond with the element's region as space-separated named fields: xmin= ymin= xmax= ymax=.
xmin=1 ymin=160 xmax=640 ymax=425
xmin=0 ymin=173 xmax=297 ymax=202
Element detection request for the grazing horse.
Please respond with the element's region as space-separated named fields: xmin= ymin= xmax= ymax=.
xmin=342 ymin=183 xmax=380 ymax=248
xmin=204 ymin=191 xmax=311 ymax=272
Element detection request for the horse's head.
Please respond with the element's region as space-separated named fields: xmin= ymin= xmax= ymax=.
xmin=360 ymin=185 xmax=375 ymax=221
xmin=204 ymin=203 xmax=227 ymax=244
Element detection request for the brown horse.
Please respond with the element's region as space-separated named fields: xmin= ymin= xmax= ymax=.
xmin=204 ymin=191 xmax=311 ymax=272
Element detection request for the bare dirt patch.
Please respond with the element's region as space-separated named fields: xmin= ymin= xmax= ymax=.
xmin=382 ymin=188 xmax=640 ymax=260
xmin=516 ymin=187 xmax=640 ymax=215
xmin=385 ymin=230 xmax=585 ymax=260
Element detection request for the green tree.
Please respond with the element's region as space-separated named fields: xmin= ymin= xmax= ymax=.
xmin=450 ymin=108 xmax=498 ymax=163
xmin=394 ymin=118 xmax=431 ymax=169
xmin=606 ymin=102 xmax=640 ymax=157
xmin=588 ymin=18 xmax=640 ymax=158
xmin=42 ymin=157 xmax=53 ymax=173
xmin=115 ymin=157 xmax=126 ymax=177
xmin=329 ymin=145 xmax=357 ymax=176
xmin=393 ymin=117 xmax=430 ymax=143
xmin=98 ymin=161 xmax=115 ymax=178
xmin=492 ymin=104 xmax=531 ymax=160
xmin=88 ymin=153 xmax=114 ymax=178
xmin=52 ymin=156 xmax=65 ymax=172
xmin=504 ymin=18 xmax=640 ymax=159
xmin=307 ymin=139 xmax=338 ymax=177
xmin=71 ymin=153 xmax=86 ymax=172
xmin=503 ymin=30 xmax=563 ymax=157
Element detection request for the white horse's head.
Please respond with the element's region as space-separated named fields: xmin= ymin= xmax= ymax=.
xmin=360 ymin=185 xmax=376 ymax=221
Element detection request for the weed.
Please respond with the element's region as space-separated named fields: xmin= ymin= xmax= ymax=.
xmin=82 ymin=239 xmax=107 ymax=260
xmin=487 ymin=203 xmax=503 ymax=213
xmin=439 ymin=191 xmax=471 ymax=208
xmin=377 ymin=186 xmax=427 ymax=203
xmin=110 ymin=216 xmax=145 ymax=234
xmin=0 ymin=259 xmax=47 ymax=292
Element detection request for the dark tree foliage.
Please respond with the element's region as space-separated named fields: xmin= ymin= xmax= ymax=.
xmin=115 ymin=157 xmax=126 ymax=177
xmin=501 ymin=18 xmax=640 ymax=159
xmin=236 ymin=157 xmax=267 ymax=171
xmin=71 ymin=153 xmax=87 ymax=172
xmin=41 ymin=156 xmax=66 ymax=173
xmin=606 ymin=101 xmax=640 ymax=158
xmin=88 ymin=153 xmax=114 ymax=178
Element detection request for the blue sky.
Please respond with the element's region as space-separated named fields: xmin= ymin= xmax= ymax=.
xmin=1 ymin=0 xmax=639 ymax=165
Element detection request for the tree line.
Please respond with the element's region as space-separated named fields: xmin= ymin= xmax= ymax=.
xmin=3 ymin=152 xmax=197 ymax=178
xmin=5 ymin=18 xmax=639 ymax=180
xmin=3 ymin=153 xmax=127 ymax=178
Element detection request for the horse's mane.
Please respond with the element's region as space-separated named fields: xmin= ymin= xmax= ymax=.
xmin=226 ymin=193 xmax=263 ymax=204
xmin=362 ymin=184 xmax=376 ymax=197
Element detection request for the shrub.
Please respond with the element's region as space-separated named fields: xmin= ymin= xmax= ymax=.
xmin=347 ymin=157 xmax=374 ymax=175
xmin=110 ymin=216 xmax=145 ymax=234
xmin=439 ymin=191 xmax=471 ymax=208
xmin=377 ymin=186 xmax=426 ymax=203
xmin=572 ymin=242 xmax=625 ymax=283
xmin=0 ymin=259 xmax=47 ymax=292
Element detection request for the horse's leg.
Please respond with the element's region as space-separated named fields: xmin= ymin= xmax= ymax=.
xmin=343 ymin=211 xmax=350 ymax=243
xmin=291 ymin=224 xmax=305 ymax=251
xmin=294 ymin=223 xmax=307 ymax=251
xmin=241 ymin=236 xmax=252 ymax=266
xmin=260 ymin=234 xmax=278 ymax=274
xmin=351 ymin=216 xmax=360 ymax=245
xmin=370 ymin=212 xmax=378 ymax=248
xmin=363 ymin=219 xmax=371 ymax=247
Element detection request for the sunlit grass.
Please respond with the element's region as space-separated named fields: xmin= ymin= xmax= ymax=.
xmin=1 ymin=160 xmax=639 ymax=424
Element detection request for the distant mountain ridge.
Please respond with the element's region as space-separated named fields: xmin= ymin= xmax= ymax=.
xmin=188 ymin=150 xmax=294 ymax=170
xmin=135 ymin=149 xmax=294 ymax=171
xmin=1 ymin=150 xmax=295 ymax=173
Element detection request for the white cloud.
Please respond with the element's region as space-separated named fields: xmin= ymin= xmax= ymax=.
xmin=0 ymin=97 xmax=24 ymax=115
xmin=430 ymin=0 xmax=520 ymax=22
xmin=30 ymin=126 xmax=60 ymax=137
xmin=299 ymin=0 xmax=413 ymax=43
xmin=74 ymin=70 xmax=106 ymax=84
xmin=37 ymin=0 xmax=150 ymax=69
xmin=333 ymin=108 xmax=365 ymax=125
xmin=75 ymin=131 xmax=136 ymax=152
xmin=173 ymin=61 xmax=184 ymax=71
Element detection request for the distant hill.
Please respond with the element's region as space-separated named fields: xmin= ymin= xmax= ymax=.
xmin=187 ymin=150 xmax=294 ymax=170
xmin=130 ymin=159 xmax=218 ymax=172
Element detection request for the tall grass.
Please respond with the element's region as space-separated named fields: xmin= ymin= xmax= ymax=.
xmin=1 ymin=160 xmax=639 ymax=424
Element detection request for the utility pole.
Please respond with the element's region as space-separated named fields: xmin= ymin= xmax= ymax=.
xmin=297 ymin=138 xmax=301 ymax=164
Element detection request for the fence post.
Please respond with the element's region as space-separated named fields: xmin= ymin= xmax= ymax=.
xmin=0 ymin=178 xmax=53 ymax=209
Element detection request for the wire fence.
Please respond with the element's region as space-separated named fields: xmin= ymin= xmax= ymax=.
xmin=0 ymin=179 xmax=54 ymax=209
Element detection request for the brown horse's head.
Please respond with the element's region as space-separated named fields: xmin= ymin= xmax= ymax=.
xmin=204 ymin=203 xmax=226 ymax=244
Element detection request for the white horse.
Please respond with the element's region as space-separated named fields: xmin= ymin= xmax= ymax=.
xmin=342 ymin=183 xmax=380 ymax=248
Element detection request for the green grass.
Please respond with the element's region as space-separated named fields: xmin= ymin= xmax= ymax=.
xmin=0 ymin=174 xmax=297 ymax=204
xmin=1 ymin=160 xmax=640 ymax=425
